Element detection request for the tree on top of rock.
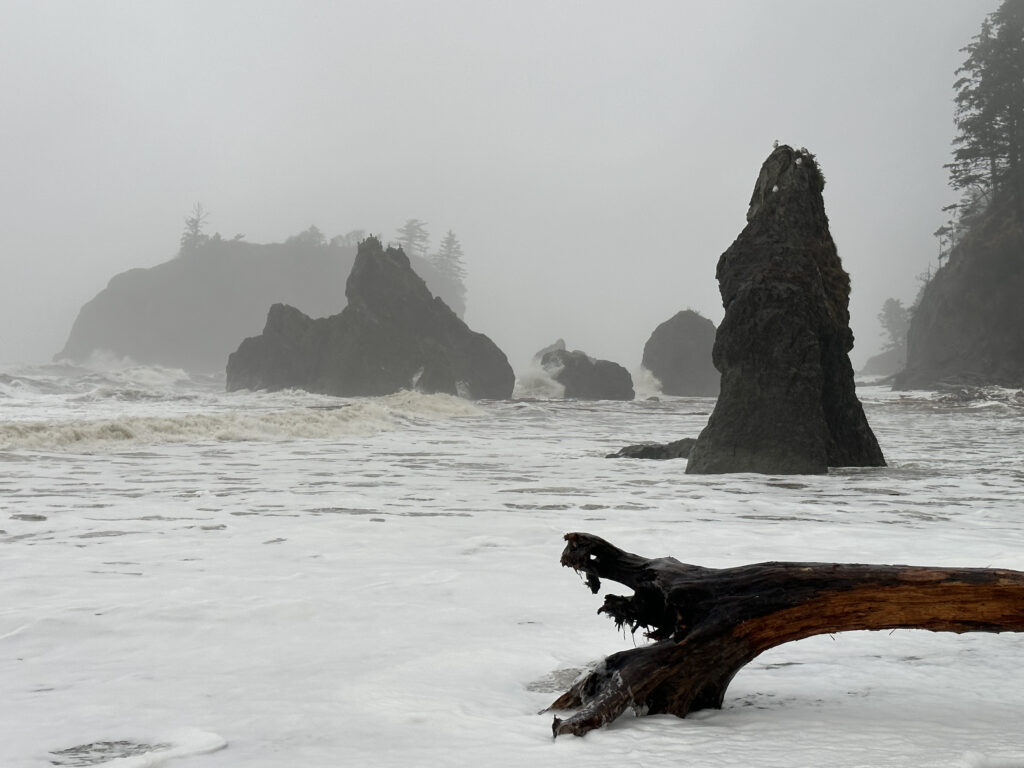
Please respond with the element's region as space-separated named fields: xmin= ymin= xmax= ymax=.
xmin=948 ymin=0 xmax=1024 ymax=225
xmin=430 ymin=230 xmax=468 ymax=313
xmin=179 ymin=202 xmax=210 ymax=255
xmin=396 ymin=219 xmax=430 ymax=259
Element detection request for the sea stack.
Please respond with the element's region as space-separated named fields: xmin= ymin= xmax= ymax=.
xmin=54 ymin=234 xmax=464 ymax=374
xmin=539 ymin=345 xmax=634 ymax=401
xmin=641 ymin=310 xmax=719 ymax=396
xmin=686 ymin=145 xmax=885 ymax=474
xmin=226 ymin=237 xmax=514 ymax=399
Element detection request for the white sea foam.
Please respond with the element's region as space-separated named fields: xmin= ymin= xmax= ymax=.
xmin=513 ymin=361 xmax=566 ymax=399
xmin=0 ymin=388 xmax=482 ymax=451
xmin=961 ymin=752 xmax=1024 ymax=768
xmin=48 ymin=729 xmax=227 ymax=768
xmin=3 ymin=364 xmax=1024 ymax=767
xmin=631 ymin=366 xmax=664 ymax=400
xmin=0 ymin=360 xmax=213 ymax=403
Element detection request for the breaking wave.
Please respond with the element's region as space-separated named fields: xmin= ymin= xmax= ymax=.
xmin=513 ymin=362 xmax=566 ymax=399
xmin=860 ymin=384 xmax=1024 ymax=415
xmin=631 ymin=367 xmax=664 ymax=400
xmin=0 ymin=390 xmax=483 ymax=452
xmin=0 ymin=360 xmax=215 ymax=400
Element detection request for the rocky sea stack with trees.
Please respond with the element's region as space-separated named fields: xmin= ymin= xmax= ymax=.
xmin=56 ymin=213 xmax=468 ymax=374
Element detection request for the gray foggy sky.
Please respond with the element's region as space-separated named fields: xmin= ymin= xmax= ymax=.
xmin=0 ymin=0 xmax=995 ymax=371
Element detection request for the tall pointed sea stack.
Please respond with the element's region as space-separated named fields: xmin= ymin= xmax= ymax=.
xmin=686 ymin=145 xmax=885 ymax=474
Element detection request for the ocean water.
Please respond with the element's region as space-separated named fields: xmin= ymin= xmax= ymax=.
xmin=2 ymin=361 xmax=1024 ymax=768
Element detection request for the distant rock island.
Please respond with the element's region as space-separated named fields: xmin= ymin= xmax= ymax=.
xmin=55 ymin=234 xmax=464 ymax=373
xmin=536 ymin=340 xmax=634 ymax=401
xmin=641 ymin=310 xmax=719 ymax=396
xmin=859 ymin=346 xmax=905 ymax=379
xmin=226 ymin=237 xmax=514 ymax=399
xmin=686 ymin=145 xmax=885 ymax=475
xmin=896 ymin=194 xmax=1024 ymax=389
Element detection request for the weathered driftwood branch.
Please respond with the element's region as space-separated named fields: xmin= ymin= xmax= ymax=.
xmin=549 ymin=532 xmax=1024 ymax=737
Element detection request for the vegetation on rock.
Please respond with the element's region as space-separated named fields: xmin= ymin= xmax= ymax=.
xmin=58 ymin=214 xmax=469 ymax=372
xmin=899 ymin=0 xmax=1024 ymax=388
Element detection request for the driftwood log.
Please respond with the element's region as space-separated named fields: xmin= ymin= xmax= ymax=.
xmin=548 ymin=532 xmax=1024 ymax=737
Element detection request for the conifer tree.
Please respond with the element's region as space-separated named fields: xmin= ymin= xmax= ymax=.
xmin=877 ymin=298 xmax=910 ymax=353
xmin=430 ymin=229 xmax=468 ymax=311
xmin=395 ymin=219 xmax=430 ymax=258
xmin=948 ymin=0 xmax=1024 ymax=224
xmin=179 ymin=202 xmax=210 ymax=254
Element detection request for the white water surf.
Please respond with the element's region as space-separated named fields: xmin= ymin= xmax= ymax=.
xmin=2 ymin=362 xmax=1023 ymax=767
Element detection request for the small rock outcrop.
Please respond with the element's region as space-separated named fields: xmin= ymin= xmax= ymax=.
xmin=532 ymin=338 xmax=566 ymax=363
xmin=606 ymin=437 xmax=696 ymax=460
xmin=540 ymin=347 xmax=634 ymax=401
xmin=226 ymin=237 xmax=514 ymax=399
xmin=686 ymin=145 xmax=885 ymax=475
xmin=641 ymin=310 xmax=719 ymax=396
xmin=895 ymin=195 xmax=1024 ymax=389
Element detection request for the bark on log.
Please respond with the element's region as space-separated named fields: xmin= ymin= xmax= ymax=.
xmin=548 ymin=532 xmax=1024 ymax=737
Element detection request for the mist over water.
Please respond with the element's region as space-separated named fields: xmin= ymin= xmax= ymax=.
xmin=0 ymin=1 xmax=996 ymax=371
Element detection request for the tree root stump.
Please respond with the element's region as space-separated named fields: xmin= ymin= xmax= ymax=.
xmin=548 ymin=532 xmax=1024 ymax=737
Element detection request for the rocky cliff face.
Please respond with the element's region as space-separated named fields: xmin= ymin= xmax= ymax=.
xmin=895 ymin=200 xmax=1024 ymax=389
xmin=56 ymin=238 xmax=463 ymax=373
xmin=226 ymin=237 xmax=514 ymax=399
xmin=686 ymin=145 xmax=885 ymax=475
xmin=641 ymin=310 xmax=719 ymax=396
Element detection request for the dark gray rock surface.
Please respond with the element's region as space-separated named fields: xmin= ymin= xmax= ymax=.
xmin=225 ymin=237 xmax=514 ymax=399
xmin=686 ymin=145 xmax=885 ymax=475
xmin=641 ymin=310 xmax=719 ymax=396
xmin=606 ymin=437 xmax=696 ymax=460
xmin=540 ymin=348 xmax=634 ymax=401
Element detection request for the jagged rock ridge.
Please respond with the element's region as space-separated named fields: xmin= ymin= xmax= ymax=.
xmin=226 ymin=237 xmax=514 ymax=399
